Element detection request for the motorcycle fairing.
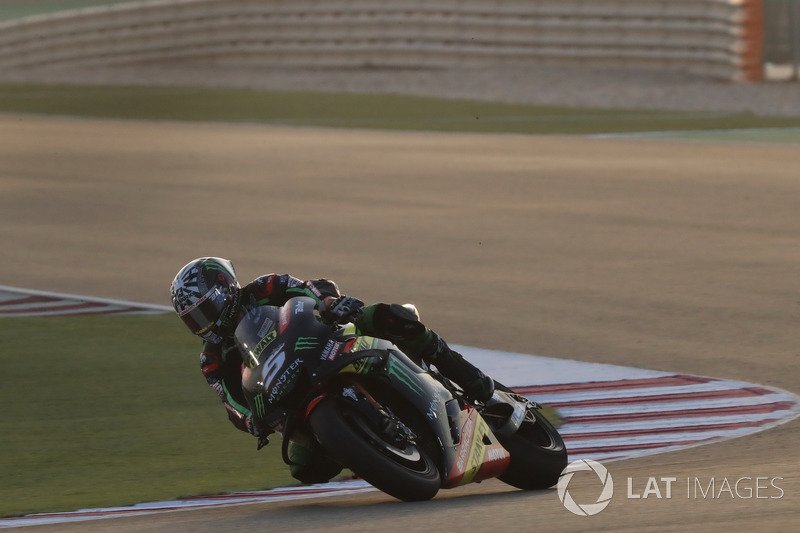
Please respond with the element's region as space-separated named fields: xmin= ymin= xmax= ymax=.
xmin=331 ymin=348 xmax=511 ymax=484
xmin=442 ymin=407 xmax=511 ymax=488
xmin=312 ymin=342 xmax=513 ymax=485
xmin=236 ymin=298 xmax=331 ymax=416
xmin=233 ymin=296 xmax=512 ymax=487
xmin=235 ymin=298 xmax=424 ymax=418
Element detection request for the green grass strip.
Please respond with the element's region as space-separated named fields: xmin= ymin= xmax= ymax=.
xmin=2 ymin=83 xmax=800 ymax=135
xmin=1 ymin=313 xmax=565 ymax=517
xmin=0 ymin=315 xmax=296 ymax=517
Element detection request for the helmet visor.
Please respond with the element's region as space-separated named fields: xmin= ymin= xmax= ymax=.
xmin=178 ymin=287 xmax=227 ymax=337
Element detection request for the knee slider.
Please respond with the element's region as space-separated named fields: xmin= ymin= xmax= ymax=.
xmin=389 ymin=303 xmax=420 ymax=322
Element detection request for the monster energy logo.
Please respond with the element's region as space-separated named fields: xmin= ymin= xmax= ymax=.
xmin=387 ymin=357 xmax=424 ymax=396
xmin=295 ymin=337 xmax=320 ymax=351
xmin=253 ymin=394 xmax=267 ymax=418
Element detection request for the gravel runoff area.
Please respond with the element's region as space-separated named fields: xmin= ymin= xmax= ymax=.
xmin=2 ymin=62 xmax=800 ymax=117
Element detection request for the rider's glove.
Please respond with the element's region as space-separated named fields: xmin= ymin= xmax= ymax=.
xmin=322 ymin=295 xmax=364 ymax=324
xmin=246 ymin=416 xmax=274 ymax=450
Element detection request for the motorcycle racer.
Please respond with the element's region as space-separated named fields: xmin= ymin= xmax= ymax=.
xmin=170 ymin=257 xmax=495 ymax=484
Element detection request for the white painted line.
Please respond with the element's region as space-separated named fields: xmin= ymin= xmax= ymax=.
xmin=0 ymin=285 xmax=171 ymax=316
xmin=0 ymin=482 xmax=376 ymax=528
xmin=590 ymin=127 xmax=800 ymax=145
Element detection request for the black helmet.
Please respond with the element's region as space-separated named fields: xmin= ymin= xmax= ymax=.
xmin=170 ymin=257 xmax=241 ymax=343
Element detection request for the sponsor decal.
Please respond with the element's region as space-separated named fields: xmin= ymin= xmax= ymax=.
xmin=351 ymin=358 xmax=371 ymax=374
xmin=268 ymin=358 xmax=303 ymax=402
xmin=256 ymin=317 xmax=274 ymax=339
xmin=449 ymin=411 xmax=497 ymax=486
xmin=211 ymin=380 xmax=226 ymax=399
xmin=295 ymin=337 xmax=319 ymax=351
xmin=340 ymin=358 xmax=372 ymax=375
xmin=248 ymin=330 xmax=278 ymax=367
xmin=203 ymin=260 xmax=227 ymax=273
xmin=486 ymin=446 xmax=507 ymax=462
xmin=320 ymin=339 xmax=339 ymax=361
xmin=427 ymin=387 xmax=445 ymax=420
xmin=257 ymin=345 xmax=286 ymax=392
xmin=254 ymin=394 xmax=267 ymax=418
xmin=465 ymin=416 xmax=490 ymax=479
xmin=456 ymin=415 xmax=474 ymax=472
xmin=279 ymin=305 xmax=290 ymax=333
xmin=342 ymin=387 xmax=359 ymax=401
xmin=386 ymin=357 xmax=424 ymax=396
xmin=343 ymin=336 xmax=375 ymax=353
xmin=305 ymin=281 xmax=323 ymax=298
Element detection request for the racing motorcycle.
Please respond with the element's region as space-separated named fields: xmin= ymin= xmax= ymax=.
xmin=236 ymin=296 xmax=568 ymax=501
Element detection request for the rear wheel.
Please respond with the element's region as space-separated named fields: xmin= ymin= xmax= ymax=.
xmin=497 ymin=406 xmax=568 ymax=490
xmin=308 ymin=396 xmax=440 ymax=502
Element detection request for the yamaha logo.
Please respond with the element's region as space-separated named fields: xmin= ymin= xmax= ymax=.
xmin=557 ymin=459 xmax=614 ymax=516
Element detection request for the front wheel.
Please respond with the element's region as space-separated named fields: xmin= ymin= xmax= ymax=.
xmin=497 ymin=406 xmax=568 ymax=490
xmin=308 ymin=396 xmax=441 ymax=502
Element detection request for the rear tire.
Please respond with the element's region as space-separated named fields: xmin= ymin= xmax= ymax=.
xmin=309 ymin=396 xmax=440 ymax=502
xmin=497 ymin=406 xmax=568 ymax=490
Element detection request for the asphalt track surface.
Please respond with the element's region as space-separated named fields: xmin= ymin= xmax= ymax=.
xmin=2 ymin=115 xmax=799 ymax=532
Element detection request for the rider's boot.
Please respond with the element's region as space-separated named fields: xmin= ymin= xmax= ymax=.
xmin=418 ymin=334 xmax=495 ymax=403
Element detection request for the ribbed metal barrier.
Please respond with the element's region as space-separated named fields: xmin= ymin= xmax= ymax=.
xmin=0 ymin=0 xmax=766 ymax=81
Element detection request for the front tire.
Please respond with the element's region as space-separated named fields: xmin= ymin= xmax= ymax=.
xmin=308 ymin=396 xmax=440 ymax=502
xmin=497 ymin=406 xmax=568 ymax=490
